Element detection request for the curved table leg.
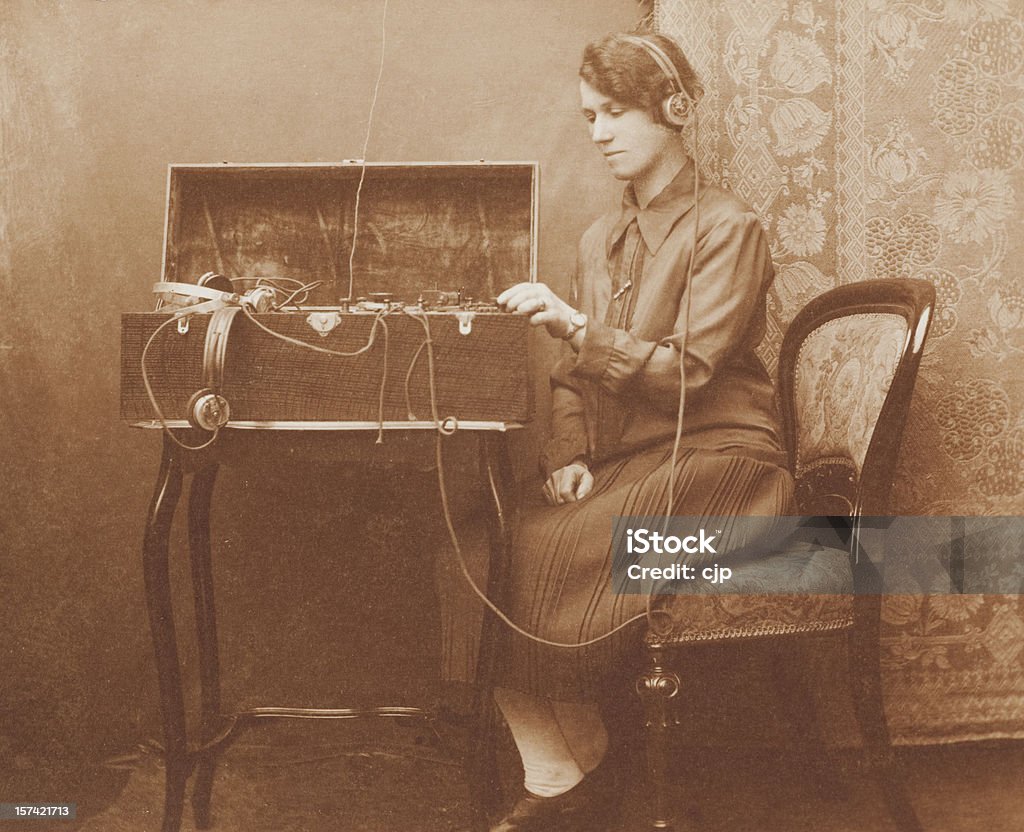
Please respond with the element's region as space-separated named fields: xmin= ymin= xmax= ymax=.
xmin=188 ymin=463 xmax=221 ymax=829
xmin=467 ymin=432 xmax=516 ymax=829
xmin=141 ymin=436 xmax=188 ymax=832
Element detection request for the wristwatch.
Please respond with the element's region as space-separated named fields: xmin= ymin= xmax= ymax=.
xmin=562 ymin=310 xmax=588 ymax=340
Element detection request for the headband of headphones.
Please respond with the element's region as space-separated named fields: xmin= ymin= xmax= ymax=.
xmin=621 ymin=35 xmax=695 ymax=128
xmin=153 ymin=279 xmax=278 ymax=318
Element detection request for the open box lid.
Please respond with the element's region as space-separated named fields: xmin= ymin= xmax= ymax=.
xmin=163 ymin=162 xmax=538 ymax=305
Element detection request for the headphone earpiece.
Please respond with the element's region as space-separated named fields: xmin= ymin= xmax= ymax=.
xmin=197 ymin=271 xmax=234 ymax=294
xmin=151 ymin=276 xmax=275 ymax=433
xmin=187 ymin=388 xmax=231 ymax=431
xmin=241 ymin=285 xmax=278 ymax=313
xmin=662 ymin=91 xmax=691 ymax=128
xmin=623 ymin=35 xmax=695 ymax=131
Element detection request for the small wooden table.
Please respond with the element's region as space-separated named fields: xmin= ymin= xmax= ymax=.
xmin=137 ymin=421 xmax=519 ymax=832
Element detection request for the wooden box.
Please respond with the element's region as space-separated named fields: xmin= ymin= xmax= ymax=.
xmin=121 ymin=163 xmax=537 ymax=427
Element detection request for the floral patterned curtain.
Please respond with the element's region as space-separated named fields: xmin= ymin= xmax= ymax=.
xmin=656 ymin=0 xmax=1024 ymax=743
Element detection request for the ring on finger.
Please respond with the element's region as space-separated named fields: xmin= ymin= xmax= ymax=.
xmin=537 ymin=298 xmax=546 ymax=311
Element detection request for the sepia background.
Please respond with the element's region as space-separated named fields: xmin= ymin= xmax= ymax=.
xmin=1 ymin=0 xmax=1022 ymax=793
xmin=0 ymin=0 xmax=636 ymax=771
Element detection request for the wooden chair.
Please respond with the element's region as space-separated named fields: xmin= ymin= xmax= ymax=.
xmin=636 ymin=278 xmax=936 ymax=831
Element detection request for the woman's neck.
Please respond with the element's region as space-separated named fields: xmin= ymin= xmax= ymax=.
xmin=632 ymin=142 xmax=690 ymax=209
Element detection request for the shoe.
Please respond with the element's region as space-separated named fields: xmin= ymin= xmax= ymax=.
xmin=489 ymin=756 xmax=619 ymax=831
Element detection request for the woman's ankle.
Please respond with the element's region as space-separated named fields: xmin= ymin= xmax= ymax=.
xmin=523 ymin=761 xmax=585 ymax=797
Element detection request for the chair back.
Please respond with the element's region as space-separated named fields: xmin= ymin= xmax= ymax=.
xmin=777 ymin=279 xmax=935 ymax=520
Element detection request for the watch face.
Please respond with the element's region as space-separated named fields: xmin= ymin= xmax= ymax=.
xmin=571 ymin=311 xmax=587 ymax=327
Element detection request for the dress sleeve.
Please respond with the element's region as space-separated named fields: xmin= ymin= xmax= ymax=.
xmin=568 ymin=209 xmax=771 ymax=416
xmin=538 ymin=253 xmax=591 ymax=479
xmin=538 ymin=356 xmax=590 ymax=478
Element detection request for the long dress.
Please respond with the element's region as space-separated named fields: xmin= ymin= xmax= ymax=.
xmin=444 ymin=161 xmax=794 ymax=701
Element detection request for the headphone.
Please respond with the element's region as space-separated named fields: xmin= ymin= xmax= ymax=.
xmin=181 ymin=305 xmax=240 ymax=431
xmin=622 ymin=35 xmax=695 ymax=129
xmin=151 ymin=272 xmax=278 ymax=432
xmin=153 ymin=272 xmax=278 ymax=318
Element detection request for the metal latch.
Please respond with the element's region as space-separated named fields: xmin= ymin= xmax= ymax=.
xmin=306 ymin=311 xmax=342 ymax=336
xmin=456 ymin=311 xmax=475 ymax=336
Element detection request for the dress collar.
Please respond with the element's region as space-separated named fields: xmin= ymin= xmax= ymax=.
xmin=606 ymin=159 xmax=697 ymax=258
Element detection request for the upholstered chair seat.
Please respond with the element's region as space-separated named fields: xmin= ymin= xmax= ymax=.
xmin=645 ymin=543 xmax=854 ymax=646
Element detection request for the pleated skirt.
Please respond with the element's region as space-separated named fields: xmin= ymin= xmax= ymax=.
xmin=438 ymin=440 xmax=795 ymax=702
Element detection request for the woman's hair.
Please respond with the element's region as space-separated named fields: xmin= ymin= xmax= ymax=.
xmin=579 ymin=33 xmax=703 ymax=126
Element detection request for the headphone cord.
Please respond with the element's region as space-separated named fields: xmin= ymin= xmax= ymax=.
xmin=397 ymin=62 xmax=703 ymax=649
xmin=404 ymin=307 xmax=655 ymax=649
xmin=276 ymin=280 xmax=325 ymax=310
xmin=241 ymin=306 xmax=391 ymax=442
xmin=665 ymin=109 xmax=700 ymax=523
xmin=140 ymin=316 xmax=222 ymax=452
xmin=649 ymin=110 xmax=701 ymax=638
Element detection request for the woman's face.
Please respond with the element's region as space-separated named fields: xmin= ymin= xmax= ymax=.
xmin=580 ymin=80 xmax=675 ymax=182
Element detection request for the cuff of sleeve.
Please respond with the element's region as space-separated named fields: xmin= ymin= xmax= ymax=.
xmin=539 ymin=437 xmax=590 ymax=479
xmin=550 ymin=354 xmax=581 ymax=389
xmin=569 ymin=317 xmax=617 ymax=384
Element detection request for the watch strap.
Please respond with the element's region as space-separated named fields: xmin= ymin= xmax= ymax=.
xmin=562 ymin=310 xmax=587 ymax=340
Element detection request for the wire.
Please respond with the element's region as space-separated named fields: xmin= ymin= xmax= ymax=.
xmin=240 ymin=306 xmax=391 ymax=439
xmin=239 ymin=277 xmax=320 ymax=307
xmin=276 ymin=280 xmax=324 ymax=310
xmin=229 ymin=277 xmax=306 ymax=288
xmin=346 ymin=0 xmax=390 ymax=301
xmin=374 ymin=315 xmax=390 ymax=443
xmin=648 ymin=99 xmax=702 ymax=638
xmin=403 ymin=338 xmax=429 ymax=419
xmin=140 ymin=315 xmax=221 ymax=451
xmin=404 ymin=308 xmax=651 ymax=650
xmin=665 ymin=108 xmax=701 ymax=524
xmin=240 ymin=305 xmax=382 ymax=358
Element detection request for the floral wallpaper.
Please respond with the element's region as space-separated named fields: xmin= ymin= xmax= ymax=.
xmin=657 ymin=0 xmax=1023 ymax=743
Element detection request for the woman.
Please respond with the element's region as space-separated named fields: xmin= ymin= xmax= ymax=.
xmin=489 ymin=33 xmax=792 ymax=831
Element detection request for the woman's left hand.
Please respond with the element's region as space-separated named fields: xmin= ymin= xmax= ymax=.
xmin=542 ymin=462 xmax=594 ymax=506
xmin=497 ymin=282 xmax=575 ymax=340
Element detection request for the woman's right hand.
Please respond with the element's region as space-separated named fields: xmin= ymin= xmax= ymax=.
xmin=542 ymin=462 xmax=594 ymax=506
xmin=497 ymin=282 xmax=576 ymax=340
